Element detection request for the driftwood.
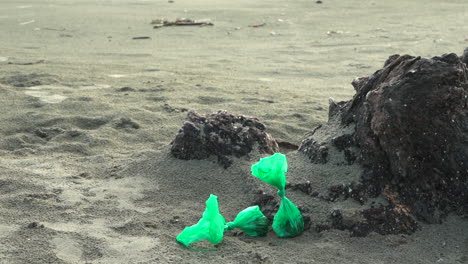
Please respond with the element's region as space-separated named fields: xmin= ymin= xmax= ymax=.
xmin=151 ymin=18 xmax=213 ymax=29
xmin=248 ymin=23 xmax=266 ymax=28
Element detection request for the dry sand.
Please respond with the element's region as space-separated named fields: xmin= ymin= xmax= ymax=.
xmin=0 ymin=0 xmax=467 ymax=263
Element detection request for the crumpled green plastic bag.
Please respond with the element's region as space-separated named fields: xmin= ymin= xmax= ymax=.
xmin=273 ymin=193 xmax=304 ymax=238
xmin=251 ymin=153 xmax=304 ymax=238
xmin=225 ymin=206 xmax=269 ymax=237
xmin=176 ymin=194 xmax=226 ymax=246
xmin=251 ymin=153 xmax=288 ymax=190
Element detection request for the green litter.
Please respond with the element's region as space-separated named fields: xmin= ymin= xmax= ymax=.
xmin=272 ymin=194 xmax=304 ymax=238
xmin=176 ymin=153 xmax=304 ymax=247
xmin=176 ymin=195 xmax=268 ymax=247
xmin=251 ymin=153 xmax=304 ymax=238
xmin=251 ymin=152 xmax=288 ymax=190
xmin=176 ymin=194 xmax=225 ymax=247
xmin=225 ymin=206 xmax=269 ymax=237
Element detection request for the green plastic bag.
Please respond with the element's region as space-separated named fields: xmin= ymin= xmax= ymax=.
xmin=225 ymin=206 xmax=269 ymax=237
xmin=251 ymin=153 xmax=304 ymax=238
xmin=273 ymin=193 xmax=304 ymax=238
xmin=176 ymin=194 xmax=226 ymax=246
xmin=251 ymin=152 xmax=288 ymax=190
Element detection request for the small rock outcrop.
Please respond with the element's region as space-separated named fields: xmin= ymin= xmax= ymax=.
xmin=301 ymin=51 xmax=468 ymax=232
xmin=171 ymin=110 xmax=279 ymax=168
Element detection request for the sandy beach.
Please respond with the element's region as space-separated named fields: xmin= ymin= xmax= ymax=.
xmin=0 ymin=0 xmax=467 ymax=263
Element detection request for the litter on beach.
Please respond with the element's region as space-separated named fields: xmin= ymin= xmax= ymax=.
xmin=151 ymin=18 xmax=213 ymax=29
xmin=249 ymin=23 xmax=266 ymax=28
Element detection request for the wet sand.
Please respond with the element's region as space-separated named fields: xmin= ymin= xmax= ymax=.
xmin=0 ymin=0 xmax=467 ymax=263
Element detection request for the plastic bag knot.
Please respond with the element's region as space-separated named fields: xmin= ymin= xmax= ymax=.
xmin=225 ymin=222 xmax=236 ymax=231
xmin=277 ymin=189 xmax=286 ymax=198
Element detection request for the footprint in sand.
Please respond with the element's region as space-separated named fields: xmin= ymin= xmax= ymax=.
xmin=48 ymin=221 xmax=158 ymax=262
xmin=52 ymin=236 xmax=83 ymax=263
xmin=24 ymin=85 xmax=68 ymax=104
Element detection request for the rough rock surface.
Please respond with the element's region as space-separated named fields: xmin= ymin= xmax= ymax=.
xmin=171 ymin=110 xmax=279 ymax=168
xmin=301 ymin=51 xmax=468 ymax=233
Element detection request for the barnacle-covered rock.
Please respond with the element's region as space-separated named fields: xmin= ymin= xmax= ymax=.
xmin=171 ymin=110 xmax=279 ymax=168
xmin=302 ymin=50 xmax=468 ymax=231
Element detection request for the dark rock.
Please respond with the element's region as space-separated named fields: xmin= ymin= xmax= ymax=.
xmin=462 ymin=47 xmax=468 ymax=65
xmin=27 ymin=222 xmax=44 ymax=229
xmin=331 ymin=134 xmax=354 ymax=151
xmin=324 ymin=189 xmax=419 ymax=237
xmin=343 ymin=149 xmax=357 ymax=164
xmin=331 ymin=134 xmax=358 ymax=164
xmin=286 ymin=181 xmax=312 ymax=195
xmin=301 ymin=50 xmax=468 ymax=229
xmin=310 ymin=191 xmax=319 ymax=197
xmin=351 ymin=76 xmax=369 ymax=92
xmin=327 ymin=97 xmax=347 ymax=120
xmin=217 ymin=154 xmax=233 ymax=169
xmin=351 ymin=204 xmax=419 ymax=237
xmin=298 ymin=140 xmax=328 ymax=164
xmin=171 ymin=110 xmax=279 ymax=168
xmin=344 ymin=53 xmax=468 ymax=222
xmin=328 ymin=182 xmax=368 ymax=204
xmin=330 ymin=209 xmax=344 ymax=229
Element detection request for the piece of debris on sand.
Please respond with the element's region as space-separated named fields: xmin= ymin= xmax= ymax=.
xmin=151 ymin=18 xmax=213 ymax=29
xmin=248 ymin=23 xmax=266 ymax=28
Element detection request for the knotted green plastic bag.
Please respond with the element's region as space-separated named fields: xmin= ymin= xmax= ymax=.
xmin=274 ymin=192 xmax=304 ymax=238
xmin=251 ymin=152 xmax=288 ymax=190
xmin=176 ymin=196 xmax=269 ymax=247
xmin=251 ymin=153 xmax=304 ymax=238
xmin=176 ymin=194 xmax=226 ymax=246
xmin=225 ymin=206 xmax=269 ymax=237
